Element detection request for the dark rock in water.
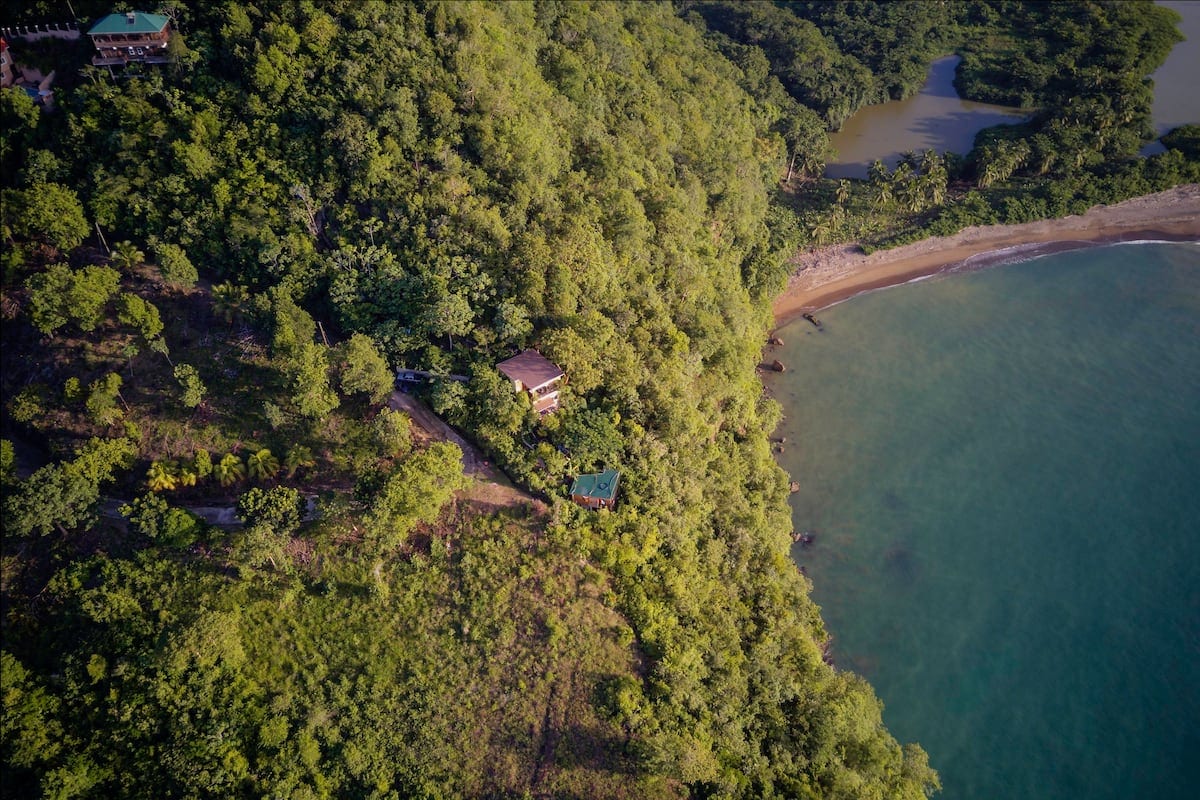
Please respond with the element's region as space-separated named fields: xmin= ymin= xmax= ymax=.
xmin=792 ymin=529 xmax=815 ymax=545
xmin=884 ymin=543 xmax=916 ymax=581
xmin=789 ymin=481 xmax=800 ymax=493
xmin=768 ymin=336 xmax=784 ymax=346
xmin=771 ymin=359 xmax=786 ymax=372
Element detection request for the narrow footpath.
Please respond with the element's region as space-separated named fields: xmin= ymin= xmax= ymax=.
xmin=388 ymin=391 xmax=542 ymax=513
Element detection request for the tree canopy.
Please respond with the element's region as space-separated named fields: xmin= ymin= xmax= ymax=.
xmin=2 ymin=1 xmax=1194 ymax=797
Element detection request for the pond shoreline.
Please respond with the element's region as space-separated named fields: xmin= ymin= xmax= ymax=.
xmin=772 ymin=184 xmax=1200 ymax=327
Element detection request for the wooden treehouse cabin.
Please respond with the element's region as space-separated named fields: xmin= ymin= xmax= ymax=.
xmin=496 ymin=349 xmax=564 ymax=415
xmin=570 ymin=469 xmax=620 ymax=510
xmin=87 ymin=11 xmax=171 ymax=66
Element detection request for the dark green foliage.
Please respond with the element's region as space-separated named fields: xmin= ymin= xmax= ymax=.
xmin=336 ymin=332 xmax=393 ymax=404
xmin=364 ymin=442 xmax=468 ymax=552
xmin=211 ymin=282 xmax=251 ymax=325
xmin=152 ymin=241 xmax=199 ymax=288
xmin=371 ymin=407 xmax=412 ymax=458
xmin=954 ymin=0 xmax=1181 ymax=171
xmin=691 ymin=1 xmax=881 ymax=129
xmin=120 ymin=493 xmax=205 ymax=547
xmin=235 ymin=486 xmax=303 ymax=570
xmin=25 ymin=264 xmax=121 ymax=336
xmin=116 ymin=293 xmax=164 ymax=341
xmin=173 ymin=364 xmax=207 ymax=409
xmin=288 ymin=342 xmax=339 ymax=419
xmin=284 ymin=445 xmax=316 ymax=477
xmin=0 ymin=651 xmax=65 ymax=772
xmin=0 ymin=439 xmax=14 ymax=487
xmin=429 ymin=378 xmax=468 ymax=419
xmin=84 ymin=373 xmax=124 ymax=426
xmin=245 ymin=448 xmax=280 ymax=482
xmin=236 ymin=485 xmax=303 ymax=533
xmin=1162 ymin=124 xmax=1200 ymax=160
xmin=213 ymin=452 xmax=246 ymax=487
xmin=7 ymin=384 xmax=45 ymax=424
xmin=267 ymin=288 xmax=315 ymax=360
xmin=0 ymin=87 xmax=40 ymax=178
xmin=786 ymin=1 xmax=964 ymax=100
xmin=193 ymin=448 xmax=213 ymax=479
xmin=109 ymin=240 xmax=145 ymax=273
xmin=10 ymin=0 xmax=1188 ymax=796
xmin=3 ymin=437 xmax=135 ymax=537
xmin=18 ymin=149 xmax=64 ymax=187
xmin=1 ymin=182 xmax=89 ymax=252
xmin=555 ymin=406 xmax=624 ymax=474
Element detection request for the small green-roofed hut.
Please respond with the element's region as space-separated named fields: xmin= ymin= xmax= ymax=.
xmin=570 ymin=468 xmax=620 ymax=510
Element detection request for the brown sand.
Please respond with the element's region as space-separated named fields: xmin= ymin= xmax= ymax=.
xmin=773 ymin=184 xmax=1200 ymax=328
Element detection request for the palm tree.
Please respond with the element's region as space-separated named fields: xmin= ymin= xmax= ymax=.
xmin=285 ymin=444 xmax=316 ymax=477
xmin=903 ymin=182 xmax=926 ymax=214
xmin=214 ymin=453 xmax=246 ymax=487
xmin=874 ymin=179 xmax=893 ymax=209
xmin=835 ymin=179 xmax=851 ymax=207
xmin=246 ymin=448 xmax=280 ymax=482
xmin=110 ymin=240 xmax=145 ymax=272
xmin=122 ymin=342 xmax=139 ymax=377
xmin=1036 ymin=149 xmax=1057 ymax=176
xmin=977 ymin=160 xmax=1001 ymax=189
xmin=919 ymin=149 xmax=942 ymax=176
xmin=867 ymin=159 xmax=889 ymax=186
xmin=176 ymin=465 xmax=198 ymax=488
xmin=212 ymin=282 xmax=251 ymax=326
xmin=807 ymin=216 xmax=833 ymax=247
xmin=926 ymin=164 xmax=948 ymax=206
xmin=146 ymin=460 xmax=179 ymax=492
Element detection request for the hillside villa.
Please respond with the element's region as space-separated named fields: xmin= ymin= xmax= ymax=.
xmin=88 ymin=11 xmax=171 ymax=66
xmin=496 ymin=349 xmax=564 ymax=414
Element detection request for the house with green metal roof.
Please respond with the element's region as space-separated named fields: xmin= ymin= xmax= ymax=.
xmin=87 ymin=11 xmax=171 ymax=67
xmin=570 ymin=468 xmax=620 ymax=510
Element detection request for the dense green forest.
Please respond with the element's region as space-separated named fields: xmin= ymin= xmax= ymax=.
xmin=1 ymin=1 xmax=1194 ymax=798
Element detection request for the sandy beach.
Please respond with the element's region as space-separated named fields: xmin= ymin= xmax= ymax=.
xmin=773 ymin=184 xmax=1200 ymax=327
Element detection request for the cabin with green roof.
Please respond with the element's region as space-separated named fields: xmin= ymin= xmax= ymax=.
xmin=87 ymin=11 xmax=171 ymax=67
xmin=570 ymin=469 xmax=620 ymax=510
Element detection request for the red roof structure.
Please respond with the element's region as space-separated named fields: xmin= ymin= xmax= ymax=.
xmin=497 ymin=349 xmax=564 ymax=414
xmin=497 ymin=350 xmax=564 ymax=393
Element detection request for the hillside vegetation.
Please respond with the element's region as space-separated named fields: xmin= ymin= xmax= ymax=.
xmin=2 ymin=1 xmax=1193 ymax=798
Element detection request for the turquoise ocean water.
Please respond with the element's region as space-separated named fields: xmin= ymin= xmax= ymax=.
xmin=768 ymin=242 xmax=1200 ymax=799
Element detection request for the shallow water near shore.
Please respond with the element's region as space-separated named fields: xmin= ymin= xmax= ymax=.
xmin=768 ymin=242 xmax=1200 ymax=799
xmin=826 ymin=55 xmax=1027 ymax=180
xmin=1149 ymin=1 xmax=1200 ymax=138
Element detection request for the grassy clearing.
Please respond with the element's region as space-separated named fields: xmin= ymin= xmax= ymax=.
xmin=223 ymin=502 xmax=653 ymax=798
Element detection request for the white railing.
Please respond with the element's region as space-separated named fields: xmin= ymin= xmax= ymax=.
xmin=0 ymin=22 xmax=81 ymax=42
